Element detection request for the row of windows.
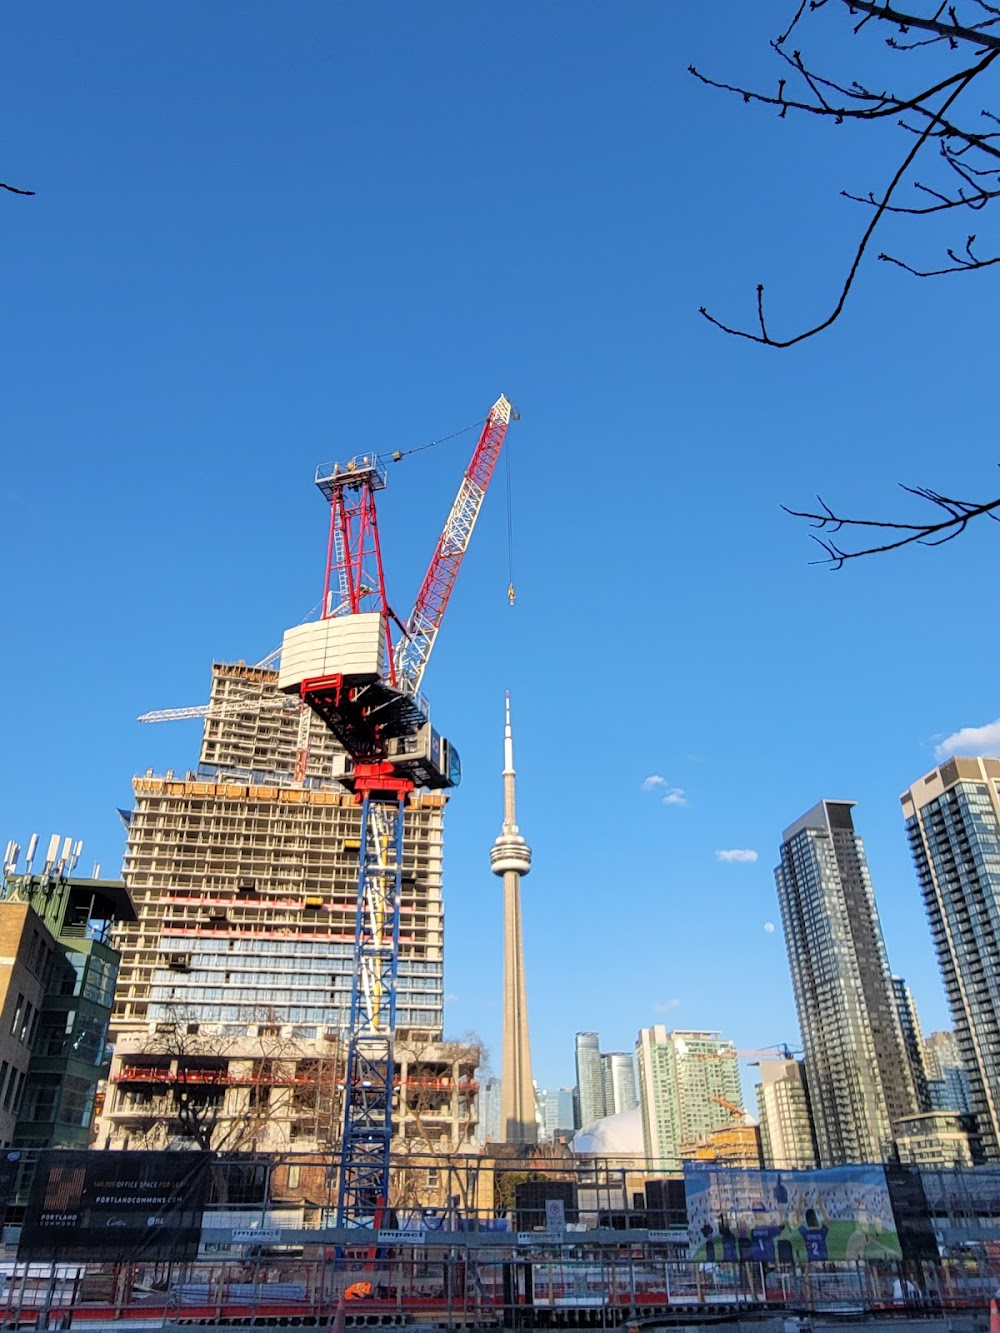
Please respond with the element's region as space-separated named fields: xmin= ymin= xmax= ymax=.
xmin=147 ymin=1002 xmax=443 ymax=1026
xmin=9 ymin=993 xmax=39 ymax=1048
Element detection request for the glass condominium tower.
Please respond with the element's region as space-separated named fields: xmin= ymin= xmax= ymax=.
xmin=775 ymin=800 xmax=917 ymax=1166
xmin=902 ymin=756 xmax=1000 ymax=1160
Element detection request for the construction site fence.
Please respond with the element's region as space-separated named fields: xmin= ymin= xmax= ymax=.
xmin=6 ymin=1151 xmax=1000 ymax=1240
xmin=0 ymin=1250 xmax=994 ymax=1329
xmin=2 ymin=1152 xmax=1000 ymax=1326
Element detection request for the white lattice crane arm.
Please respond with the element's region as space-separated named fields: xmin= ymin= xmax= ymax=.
xmin=136 ymin=646 xmax=286 ymax=723
xmin=394 ymin=393 xmax=514 ymax=694
xmin=137 ymin=705 xmax=212 ymax=724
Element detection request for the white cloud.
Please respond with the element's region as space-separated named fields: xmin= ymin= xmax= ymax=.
xmin=763 ymin=921 xmax=776 ymax=934
xmin=715 ymin=848 xmax=759 ymax=864
xmin=662 ymin=788 xmax=687 ymax=806
xmin=935 ymin=717 xmax=1000 ymax=761
xmin=641 ymin=775 xmax=667 ymax=791
xmin=655 ymin=998 xmax=682 ymax=1013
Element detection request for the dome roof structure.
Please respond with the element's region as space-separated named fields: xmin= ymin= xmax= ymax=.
xmin=570 ymin=1105 xmax=644 ymax=1156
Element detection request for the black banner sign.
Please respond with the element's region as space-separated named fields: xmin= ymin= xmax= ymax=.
xmin=884 ymin=1164 xmax=940 ymax=1263
xmin=19 ymin=1150 xmax=212 ymax=1261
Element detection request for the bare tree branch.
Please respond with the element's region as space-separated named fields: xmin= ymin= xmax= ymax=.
xmin=694 ymin=1 xmax=1000 ymax=345
xmin=879 ymin=229 xmax=1000 ymax=266
xmin=1 ymin=182 xmax=34 ymax=196
xmin=783 ymin=479 xmax=1000 ymax=566
xmin=698 ymin=48 xmax=997 ymax=345
xmin=850 ymin=0 xmax=1000 ymax=49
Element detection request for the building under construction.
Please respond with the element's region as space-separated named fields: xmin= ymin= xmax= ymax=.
xmin=95 ymin=661 xmax=478 ymax=1169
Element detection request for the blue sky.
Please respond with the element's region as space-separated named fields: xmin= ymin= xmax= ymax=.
xmin=3 ymin=3 xmax=998 ymax=1102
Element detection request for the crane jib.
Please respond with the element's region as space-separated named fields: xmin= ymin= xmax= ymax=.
xmin=394 ymin=396 xmax=512 ymax=693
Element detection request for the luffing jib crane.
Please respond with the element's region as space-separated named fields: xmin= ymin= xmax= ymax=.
xmin=277 ymin=394 xmax=514 ymax=1230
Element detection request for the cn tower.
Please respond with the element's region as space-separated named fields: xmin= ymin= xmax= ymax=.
xmin=489 ymin=693 xmax=537 ymax=1144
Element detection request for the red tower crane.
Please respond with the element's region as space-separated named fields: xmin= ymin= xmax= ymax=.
xmin=277 ymin=394 xmax=514 ymax=1230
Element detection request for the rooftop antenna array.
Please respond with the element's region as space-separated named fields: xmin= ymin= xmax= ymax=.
xmin=2 ymin=841 xmax=19 ymax=878
xmin=3 ymin=834 xmax=84 ymax=884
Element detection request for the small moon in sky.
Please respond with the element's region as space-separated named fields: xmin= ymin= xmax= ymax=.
xmin=763 ymin=921 xmax=776 ymax=934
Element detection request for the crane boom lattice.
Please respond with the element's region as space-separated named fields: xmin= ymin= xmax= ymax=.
xmin=395 ymin=395 xmax=513 ymax=694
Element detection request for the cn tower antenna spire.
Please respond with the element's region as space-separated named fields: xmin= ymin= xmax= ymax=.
xmin=490 ymin=693 xmax=537 ymax=1145
xmin=503 ymin=691 xmax=518 ymax=830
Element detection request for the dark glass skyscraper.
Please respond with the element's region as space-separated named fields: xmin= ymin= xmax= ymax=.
xmin=775 ymin=800 xmax=917 ymax=1165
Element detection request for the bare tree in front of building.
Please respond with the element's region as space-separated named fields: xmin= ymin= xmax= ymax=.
xmin=110 ymin=1007 xmax=305 ymax=1153
xmin=390 ymin=1031 xmax=483 ymax=1219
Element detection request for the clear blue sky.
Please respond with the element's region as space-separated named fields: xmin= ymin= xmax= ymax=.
xmin=3 ymin=3 xmax=998 ymax=1102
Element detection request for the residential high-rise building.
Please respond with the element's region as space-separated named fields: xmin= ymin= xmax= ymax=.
xmin=602 ymin=1052 xmax=638 ymax=1116
xmin=489 ymin=695 xmax=536 ymax=1145
xmin=575 ymin=1032 xmax=605 ymax=1129
xmin=893 ymin=977 xmax=931 ymax=1113
xmin=923 ymin=1030 xmax=973 ymax=1114
xmin=475 ymin=1076 xmax=503 ymax=1146
xmin=539 ymin=1087 xmax=576 ymax=1142
xmin=634 ymin=1027 xmax=744 ymax=1171
xmin=755 ymin=1058 xmax=818 ymax=1170
xmin=902 ymin=757 xmax=1000 ymax=1159
xmin=775 ymin=800 xmax=917 ymax=1165
xmin=97 ymin=661 xmax=477 ymax=1154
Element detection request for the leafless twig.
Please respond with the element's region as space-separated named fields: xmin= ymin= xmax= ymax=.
xmin=783 ymin=478 xmax=1000 ymax=566
xmin=693 ymin=1 xmax=1000 ymax=344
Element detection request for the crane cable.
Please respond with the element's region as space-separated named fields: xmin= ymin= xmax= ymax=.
xmin=505 ymin=435 xmax=515 ymax=606
xmin=390 ymin=419 xmax=485 ymax=463
xmin=390 ymin=412 xmax=518 ymax=606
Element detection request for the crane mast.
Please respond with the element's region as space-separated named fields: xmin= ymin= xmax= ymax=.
xmin=277 ymin=396 xmax=513 ymax=1232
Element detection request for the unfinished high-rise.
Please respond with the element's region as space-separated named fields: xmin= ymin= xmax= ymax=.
xmin=96 ymin=662 xmax=477 ymax=1158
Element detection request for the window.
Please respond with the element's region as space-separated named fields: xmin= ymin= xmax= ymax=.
xmin=9 ymin=1070 xmax=26 ymax=1117
xmin=19 ymin=1074 xmax=59 ymax=1124
xmin=59 ymin=1076 xmax=95 ymax=1128
xmin=82 ymin=954 xmax=117 ymax=1008
xmin=287 ymin=1164 xmax=300 ymax=1190
xmin=9 ymin=994 xmax=24 ymax=1039
xmin=1 ymin=1067 xmax=18 ymax=1113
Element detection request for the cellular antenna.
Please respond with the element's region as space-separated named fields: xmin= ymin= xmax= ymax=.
xmin=2 ymin=842 xmax=19 ymax=878
xmin=44 ymin=835 xmax=60 ymax=876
